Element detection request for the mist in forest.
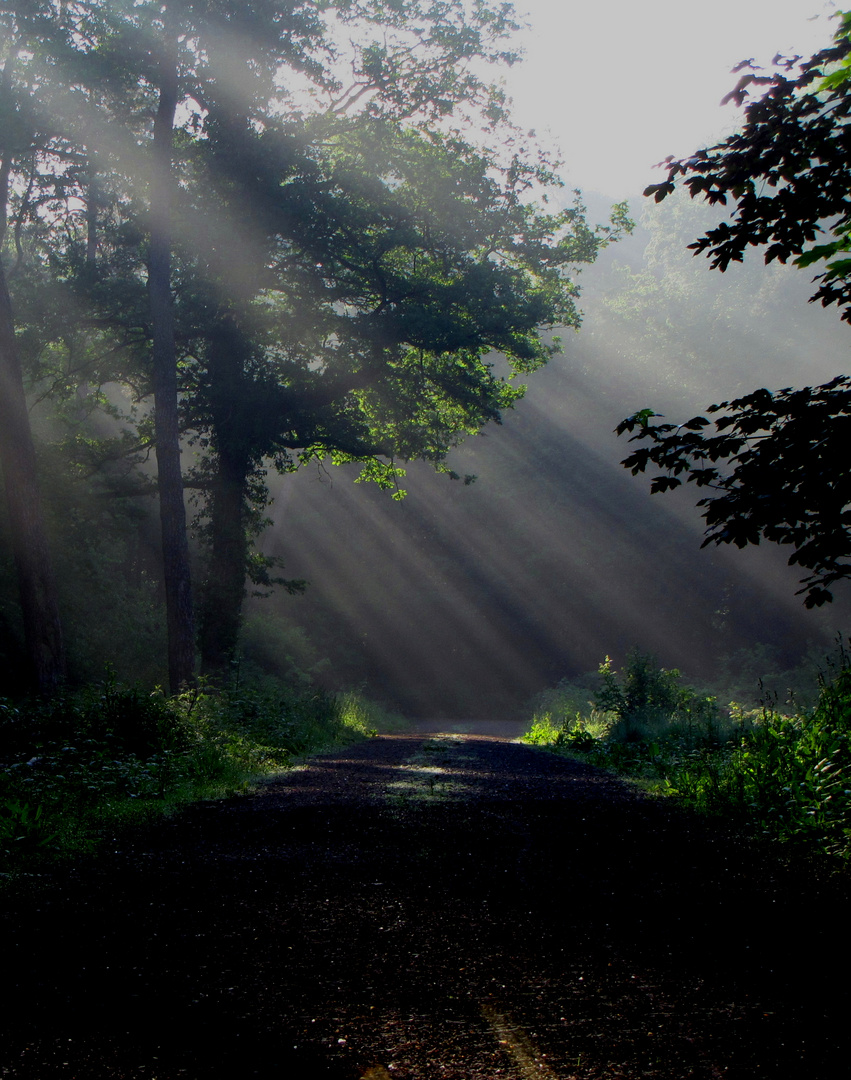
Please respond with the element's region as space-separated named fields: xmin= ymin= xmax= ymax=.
xmin=245 ymin=193 xmax=851 ymax=718
xmin=3 ymin=187 xmax=845 ymax=716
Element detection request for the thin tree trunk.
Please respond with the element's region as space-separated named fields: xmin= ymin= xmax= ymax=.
xmin=149 ymin=34 xmax=195 ymax=692
xmin=0 ymin=258 xmax=65 ymax=692
xmin=85 ymin=168 xmax=98 ymax=268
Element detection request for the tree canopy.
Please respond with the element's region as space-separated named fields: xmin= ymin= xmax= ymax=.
xmin=644 ymin=14 xmax=851 ymax=317
xmin=621 ymin=12 xmax=851 ymax=607
xmin=0 ymin=0 xmax=628 ymax=686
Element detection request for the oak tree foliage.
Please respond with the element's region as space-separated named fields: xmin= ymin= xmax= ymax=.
xmin=619 ymin=379 xmax=851 ymax=607
xmin=622 ymin=13 xmax=851 ymax=607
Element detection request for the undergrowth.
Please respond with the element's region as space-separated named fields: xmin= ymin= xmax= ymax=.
xmin=0 ymin=675 xmax=403 ymax=876
xmin=523 ymin=649 xmax=851 ymax=862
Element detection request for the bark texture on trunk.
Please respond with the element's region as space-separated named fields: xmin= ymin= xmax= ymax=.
xmin=149 ymin=42 xmax=195 ymax=693
xmin=0 ymin=261 xmax=65 ymax=692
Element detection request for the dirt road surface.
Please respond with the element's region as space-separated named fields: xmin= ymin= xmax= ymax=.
xmin=1 ymin=733 xmax=848 ymax=1078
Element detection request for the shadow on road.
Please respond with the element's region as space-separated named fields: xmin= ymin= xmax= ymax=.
xmin=1 ymin=736 xmax=848 ymax=1079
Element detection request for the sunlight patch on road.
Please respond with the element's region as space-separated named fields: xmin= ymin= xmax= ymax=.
xmin=480 ymin=1003 xmax=559 ymax=1080
xmin=384 ymin=735 xmax=476 ymax=804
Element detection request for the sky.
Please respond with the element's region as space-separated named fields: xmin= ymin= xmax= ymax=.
xmin=505 ymin=0 xmax=839 ymax=199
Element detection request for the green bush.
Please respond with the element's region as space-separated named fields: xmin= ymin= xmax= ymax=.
xmin=0 ymin=674 xmax=395 ymax=876
xmin=595 ymin=651 xmax=721 ymax=742
xmin=524 ymin=650 xmax=851 ymax=861
xmin=0 ymin=676 xmax=190 ymax=759
xmin=237 ymin=609 xmax=329 ymax=687
xmin=523 ymin=713 xmax=562 ymax=746
xmin=723 ymin=673 xmax=851 ymax=853
xmin=337 ymin=691 xmax=408 ymax=735
xmin=184 ymin=683 xmax=372 ymax=757
xmin=0 ymin=798 xmax=57 ymax=857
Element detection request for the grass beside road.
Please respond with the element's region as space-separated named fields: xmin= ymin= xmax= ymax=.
xmin=0 ymin=676 xmax=405 ymax=879
xmin=523 ymin=650 xmax=851 ymax=863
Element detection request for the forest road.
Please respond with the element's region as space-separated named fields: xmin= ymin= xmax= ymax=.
xmin=1 ymin=733 xmax=849 ymax=1080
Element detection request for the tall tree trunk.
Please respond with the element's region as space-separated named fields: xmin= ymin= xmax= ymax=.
xmin=149 ymin=35 xmax=195 ymax=692
xmin=199 ymin=447 xmax=250 ymax=678
xmin=0 ymin=258 xmax=65 ymax=693
xmin=0 ymin=46 xmax=65 ymax=692
xmin=198 ymin=315 xmax=251 ymax=678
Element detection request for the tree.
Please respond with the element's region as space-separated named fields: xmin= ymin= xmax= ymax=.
xmin=0 ymin=0 xmax=200 ymax=693
xmin=48 ymin=0 xmax=337 ymax=690
xmin=619 ymin=12 xmax=851 ymax=607
xmin=618 ymin=380 xmax=851 ymax=607
xmin=115 ymin=5 xmax=628 ymax=677
xmin=4 ymin=0 xmax=628 ymax=682
xmin=20 ymin=0 xmax=530 ymax=686
xmin=147 ymin=7 xmax=196 ymax=692
xmin=183 ymin=115 xmax=625 ymax=675
xmin=0 ymin=2 xmax=68 ymax=691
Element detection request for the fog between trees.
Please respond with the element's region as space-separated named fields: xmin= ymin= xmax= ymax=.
xmin=2 ymin=185 xmax=847 ymax=715
xmin=245 ymin=193 xmax=851 ymax=718
xmin=0 ymin=2 xmax=847 ymax=714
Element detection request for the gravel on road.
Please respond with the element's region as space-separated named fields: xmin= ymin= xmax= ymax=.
xmin=1 ymin=732 xmax=848 ymax=1079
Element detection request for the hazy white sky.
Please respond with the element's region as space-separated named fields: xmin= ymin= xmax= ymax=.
xmin=506 ymin=0 xmax=839 ymax=199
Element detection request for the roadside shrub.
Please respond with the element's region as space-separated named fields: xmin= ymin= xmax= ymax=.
xmin=337 ymin=691 xmax=407 ymax=735
xmin=0 ymin=676 xmax=191 ymax=759
xmin=595 ymin=651 xmax=721 ymax=742
xmin=185 ymin=683 xmax=369 ymax=757
xmin=0 ymin=798 xmax=57 ymax=858
xmin=524 ymin=708 xmax=612 ymax=749
xmin=523 ymin=713 xmax=562 ymax=746
xmin=525 ymin=649 xmax=851 ymax=861
xmin=0 ymin=675 xmax=393 ymax=876
xmin=725 ymin=672 xmax=851 ymax=853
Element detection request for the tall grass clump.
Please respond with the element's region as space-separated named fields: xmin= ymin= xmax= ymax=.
xmin=715 ymin=670 xmax=851 ymax=855
xmin=336 ymin=691 xmax=408 ymax=735
xmin=0 ymin=674 xmax=398 ymax=876
xmin=524 ymin=648 xmax=851 ymax=861
xmin=524 ymin=676 xmax=613 ymax=751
